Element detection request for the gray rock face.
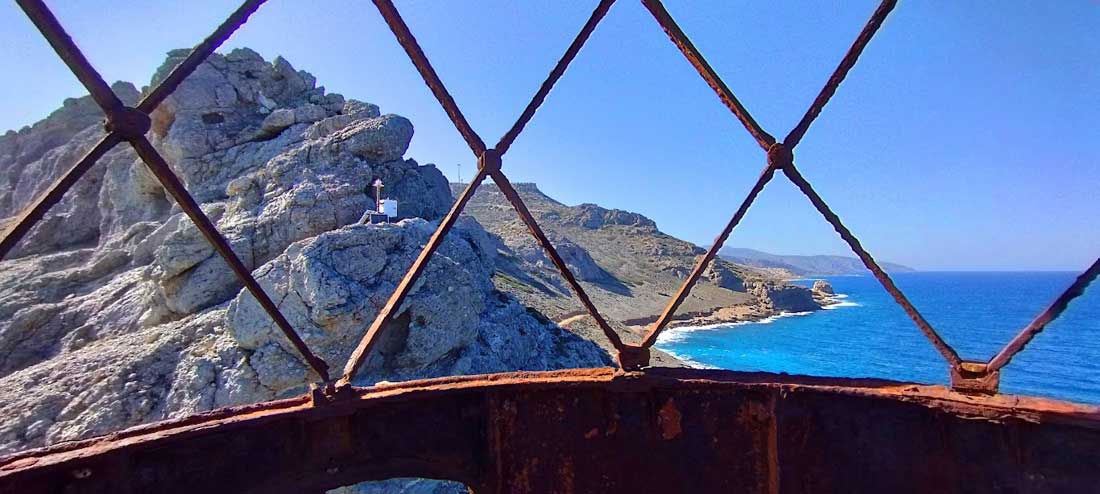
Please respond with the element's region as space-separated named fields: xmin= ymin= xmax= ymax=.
xmin=0 ymin=82 xmax=144 ymax=259
xmin=704 ymin=260 xmax=747 ymax=292
xmin=511 ymin=232 xmax=614 ymax=284
xmin=228 ymin=219 xmax=607 ymax=394
xmin=748 ymin=280 xmax=821 ymax=313
xmin=812 ymin=279 xmax=835 ymax=295
xmin=0 ymin=49 xmax=608 ymax=460
xmin=561 ymin=203 xmax=658 ymax=231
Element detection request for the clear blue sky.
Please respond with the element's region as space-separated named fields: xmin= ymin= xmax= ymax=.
xmin=2 ymin=1 xmax=1097 ymax=271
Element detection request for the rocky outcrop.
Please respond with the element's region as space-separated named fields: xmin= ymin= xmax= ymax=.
xmin=811 ymin=279 xmax=838 ymax=306
xmin=748 ymin=280 xmax=821 ymax=313
xmin=453 ymin=182 xmax=821 ymax=360
xmin=704 ymin=261 xmax=747 ymax=292
xmin=0 ymin=83 xmax=143 ymax=259
xmin=0 ymin=49 xmax=608 ymax=459
xmin=227 ymin=219 xmax=606 ymax=393
xmin=510 ymin=231 xmax=615 ymax=284
xmin=559 ymin=203 xmax=658 ymax=231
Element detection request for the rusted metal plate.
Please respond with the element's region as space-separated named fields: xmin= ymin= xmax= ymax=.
xmin=3 ymin=368 xmax=1098 ymax=494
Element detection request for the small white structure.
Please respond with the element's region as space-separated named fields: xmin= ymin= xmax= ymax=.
xmin=358 ymin=178 xmax=398 ymax=224
xmin=380 ymin=199 xmax=398 ymax=219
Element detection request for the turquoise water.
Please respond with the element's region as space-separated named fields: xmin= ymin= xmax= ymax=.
xmin=656 ymin=272 xmax=1100 ymax=404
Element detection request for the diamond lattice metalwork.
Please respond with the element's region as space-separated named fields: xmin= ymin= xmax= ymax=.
xmin=2 ymin=0 xmax=1096 ymax=398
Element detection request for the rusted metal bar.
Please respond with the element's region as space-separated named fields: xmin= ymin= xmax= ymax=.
xmin=640 ymin=0 xmax=775 ymax=150
xmin=10 ymin=0 xmax=328 ymax=385
xmin=341 ymin=169 xmax=490 ymax=383
xmin=0 ymin=134 xmax=120 ymax=260
xmin=128 ymin=137 xmax=331 ymax=381
xmin=362 ymin=0 xmax=631 ymax=369
xmin=14 ymin=0 xmax=125 ymax=114
xmin=781 ymin=161 xmax=963 ymax=368
xmin=640 ymin=164 xmax=777 ymax=348
xmin=495 ymin=0 xmax=616 ymax=155
xmin=784 ymin=0 xmax=897 ymax=148
xmin=951 ymin=361 xmax=1000 ymax=395
xmin=489 ymin=169 xmax=628 ymax=354
xmin=372 ymin=0 xmax=487 ymax=157
xmin=988 ymin=258 xmax=1100 ymax=372
xmin=137 ymin=0 xmax=268 ymax=113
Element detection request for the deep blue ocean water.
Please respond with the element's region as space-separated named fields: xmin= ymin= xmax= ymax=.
xmin=656 ymin=272 xmax=1100 ymax=405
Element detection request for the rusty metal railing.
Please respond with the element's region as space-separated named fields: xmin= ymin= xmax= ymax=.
xmin=3 ymin=0 xmax=1097 ymax=397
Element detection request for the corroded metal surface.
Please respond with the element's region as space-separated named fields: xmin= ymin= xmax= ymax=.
xmin=3 ymin=368 xmax=1099 ymax=493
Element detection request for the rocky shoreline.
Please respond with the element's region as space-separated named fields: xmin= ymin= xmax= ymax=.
xmin=624 ymin=279 xmax=840 ymax=333
xmin=450 ymin=182 xmax=827 ymax=369
xmin=645 ymin=279 xmax=844 ymax=370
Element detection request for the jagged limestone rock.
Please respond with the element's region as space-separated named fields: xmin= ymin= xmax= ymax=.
xmin=0 ymin=49 xmax=609 ymax=462
xmin=748 ymin=280 xmax=821 ymax=313
xmin=227 ymin=219 xmax=608 ymax=394
xmin=813 ymin=279 xmax=835 ymax=295
xmin=703 ymin=260 xmax=747 ymax=292
xmin=561 ymin=203 xmax=658 ymax=231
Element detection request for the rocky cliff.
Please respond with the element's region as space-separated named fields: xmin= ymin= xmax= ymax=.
xmin=452 ymin=182 xmax=820 ymax=358
xmin=0 ymin=49 xmax=608 ymax=464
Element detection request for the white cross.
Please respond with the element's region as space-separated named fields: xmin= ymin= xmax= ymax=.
xmin=372 ymin=178 xmax=384 ymax=211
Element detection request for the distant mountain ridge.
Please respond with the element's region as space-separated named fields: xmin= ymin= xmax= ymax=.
xmin=718 ymin=247 xmax=915 ymax=277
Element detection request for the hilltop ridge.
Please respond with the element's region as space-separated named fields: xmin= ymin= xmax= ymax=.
xmin=452 ymin=182 xmax=823 ymax=359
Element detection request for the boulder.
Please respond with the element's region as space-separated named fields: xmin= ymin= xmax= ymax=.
xmin=748 ymin=280 xmax=821 ymax=313
xmin=334 ymin=114 xmax=414 ymax=163
xmin=812 ymin=279 xmax=835 ymax=295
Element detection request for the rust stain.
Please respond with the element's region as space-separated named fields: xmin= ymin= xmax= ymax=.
xmin=738 ymin=399 xmax=770 ymax=426
xmin=514 ymin=457 xmax=539 ymax=494
xmin=606 ymin=412 xmax=619 ymax=437
xmin=560 ymin=457 xmax=575 ymax=494
xmin=766 ymin=392 xmax=779 ymax=494
xmin=658 ymin=398 xmax=682 ymax=440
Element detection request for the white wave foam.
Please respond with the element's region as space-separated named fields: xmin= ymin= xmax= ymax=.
xmin=822 ymin=293 xmax=860 ymax=310
xmin=655 ymin=309 xmax=817 ymax=345
xmin=655 ymin=323 xmax=743 ymax=345
xmin=655 ymin=347 xmax=719 ymax=369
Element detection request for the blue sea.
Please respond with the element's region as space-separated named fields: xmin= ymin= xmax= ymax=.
xmin=656 ymin=272 xmax=1100 ymax=405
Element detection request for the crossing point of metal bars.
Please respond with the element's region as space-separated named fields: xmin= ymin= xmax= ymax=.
xmin=4 ymin=0 xmax=1098 ymax=397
